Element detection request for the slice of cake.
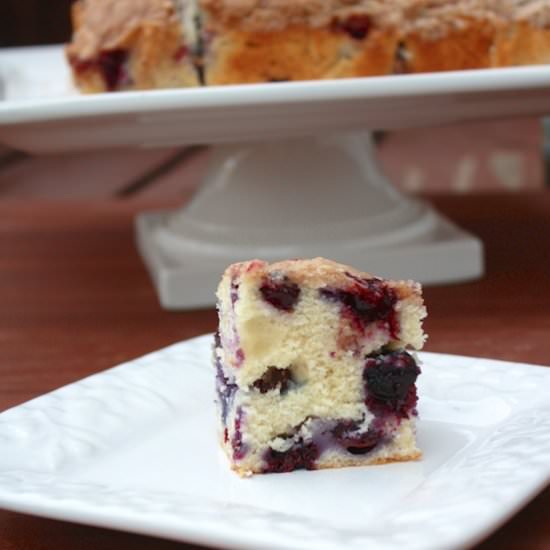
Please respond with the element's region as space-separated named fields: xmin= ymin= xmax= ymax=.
xmin=397 ymin=2 xmax=499 ymax=73
xmin=214 ymin=258 xmax=427 ymax=476
xmin=197 ymin=0 xmax=399 ymax=85
xmin=493 ymin=2 xmax=550 ymax=67
xmin=66 ymin=0 xmax=200 ymax=93
xmin=395 ymin=0 xmax=550 ymax=73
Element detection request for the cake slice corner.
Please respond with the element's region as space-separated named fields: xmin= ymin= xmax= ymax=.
xmin=66 ymin=0 xmax=201 ymax=93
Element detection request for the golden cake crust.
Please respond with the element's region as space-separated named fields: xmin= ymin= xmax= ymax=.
xmin=493 ymin=20 xmax=550 ymax=66
xmin=205 ymin=26 xmax=398 ymax=84
xmin=401 ymin=16 xmax=497 ymax=72
xmin=201 ymin=0 xmax=550 ymax=84
xmin=201 ymin=0 xmax=401 ymax=83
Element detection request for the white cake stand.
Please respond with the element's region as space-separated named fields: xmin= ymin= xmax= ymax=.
xmin=136 ymin=132 xmax=482 ymax=309
xmin=3 ymin=46 xmax=550 ymax=308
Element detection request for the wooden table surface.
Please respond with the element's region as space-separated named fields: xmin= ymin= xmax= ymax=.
xmin=0 ymin=192 xmax=548 ymax=549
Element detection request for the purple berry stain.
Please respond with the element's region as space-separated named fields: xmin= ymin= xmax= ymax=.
xmin=214 ymin=332 xmax=238 ymax=424
xmin=173 ymin=45 xmax=188 ymax=62
xmin=364 ymin=350 xmax=420 ymax=419
xmin=97 ymin=49 xmax=129 ymax=91
xmin=260 ymin=275 xmax=300 ymax=312
xmin=215 ymin=359 xmax=237 ymax=424
xmin=229 ymin=278 xmax=245 ymax=367
xmin=71 ymin=49 xmax=129 ymax=91
xmin=232 ymin=408 xmax=247 ymax=461
xmin=235 ymin=348 xmax=245 ymax=366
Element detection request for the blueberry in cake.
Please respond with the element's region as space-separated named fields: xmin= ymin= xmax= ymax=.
xmin=214 ymin=258 xmax=426 ymax=476
xmin=67 ymin=0 xmax=550 ymax=92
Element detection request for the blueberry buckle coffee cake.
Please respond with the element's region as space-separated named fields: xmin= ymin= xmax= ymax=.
xmin=67 ymin=0 xmax=550 ymax=92
xmin=214 ymin=258 xmax=427 ymax=476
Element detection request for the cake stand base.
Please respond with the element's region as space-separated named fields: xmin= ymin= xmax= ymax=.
xmin=136 ymin=132 xmax=483 ymax=309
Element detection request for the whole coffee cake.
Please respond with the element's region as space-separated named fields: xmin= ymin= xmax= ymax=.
xmin=67 ymin=0 xmax=550 ymax=92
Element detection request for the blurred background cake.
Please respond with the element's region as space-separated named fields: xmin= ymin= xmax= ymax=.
xmin=63 ymin=0 xmax=550 ymax=93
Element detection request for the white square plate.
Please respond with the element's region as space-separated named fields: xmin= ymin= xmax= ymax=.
xmin=0 ymin=334 xmax=549 ymax=550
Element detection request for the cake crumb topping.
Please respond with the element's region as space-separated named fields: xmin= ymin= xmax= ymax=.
xmin=68 ymin=0 xmax=177 ymax=60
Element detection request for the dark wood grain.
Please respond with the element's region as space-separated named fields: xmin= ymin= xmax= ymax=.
xmin=0 ymin=193 xmax=548 ymax=549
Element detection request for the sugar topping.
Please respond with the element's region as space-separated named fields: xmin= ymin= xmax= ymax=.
xmin=68 ymin=0 xmax=177 ymax=60
xmin=200 ymin=0 xmax=550 ymax=33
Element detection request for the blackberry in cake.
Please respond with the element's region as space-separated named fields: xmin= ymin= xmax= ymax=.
xmin=214 ymin=258 xmax=426 ymax=476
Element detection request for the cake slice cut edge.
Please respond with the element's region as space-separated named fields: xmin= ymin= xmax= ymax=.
xmin=214 ymin=258 xmax=427 ymax=476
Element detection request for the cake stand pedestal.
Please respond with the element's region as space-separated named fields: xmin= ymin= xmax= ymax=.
xmin=136 ymin=131 xmax=482 ymax=309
